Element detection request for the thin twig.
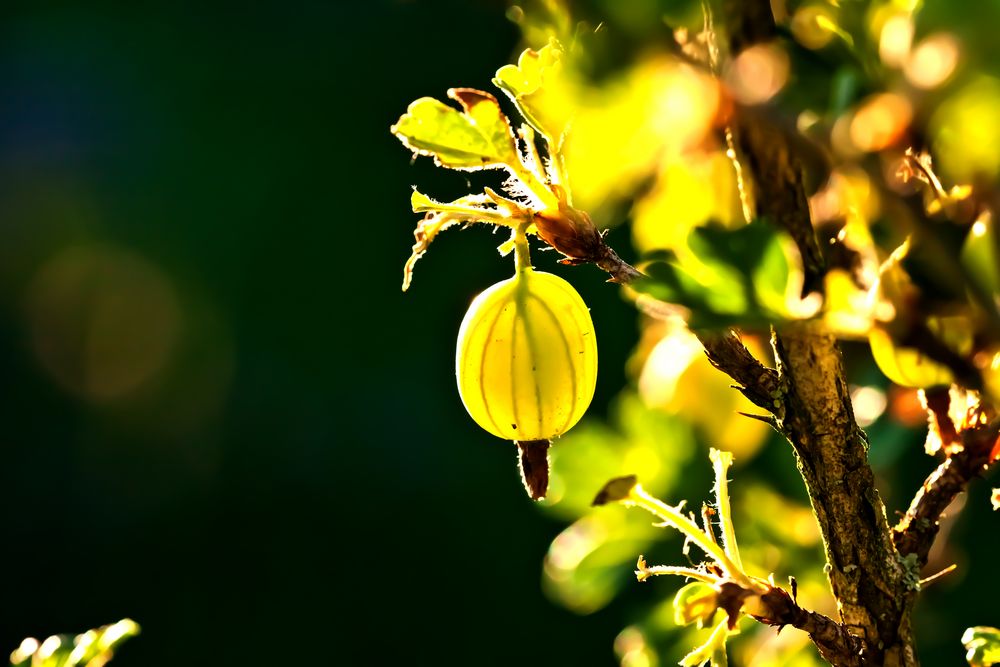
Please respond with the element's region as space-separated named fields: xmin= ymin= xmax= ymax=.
xmin=918 ymin=563 xmax=957 ymax=588
xmin=894 ymin=419 xmax=1000 ymax=564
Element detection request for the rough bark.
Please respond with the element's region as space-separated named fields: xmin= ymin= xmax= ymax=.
xmin=741 ymin=582 xmax=864 ymax=666
xmin=723 ymin=2 xmax=917 ymax=664
xmin=771 ymin=331 xmax=915 ymax=666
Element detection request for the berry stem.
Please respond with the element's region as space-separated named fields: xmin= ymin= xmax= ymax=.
xmin=513 ymin=224 xmax=533 ymax=274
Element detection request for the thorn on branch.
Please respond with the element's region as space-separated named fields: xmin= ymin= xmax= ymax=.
xmin=738 ymin=411 xmax=780 ymax=430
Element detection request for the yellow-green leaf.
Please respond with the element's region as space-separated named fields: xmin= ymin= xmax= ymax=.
xmin=493 ymin=41 xmax=569 ymax=143
xmin=391 ymin=88 xmax=519 ymax=170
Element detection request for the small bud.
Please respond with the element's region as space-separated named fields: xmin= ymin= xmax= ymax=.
xmin=635 ymin=555 xmax=651 ymax=582
xmin=593 ymin=475 xmax=639 ymax=506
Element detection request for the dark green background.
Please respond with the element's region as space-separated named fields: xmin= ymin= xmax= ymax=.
xmin=0 ymin=1 xmax=996 ymax=665
xmin=0 ymin=1 xmax=639 ymax=664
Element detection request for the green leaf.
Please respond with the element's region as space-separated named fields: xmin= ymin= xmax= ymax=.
xmin=751 ymin=231 xmax=793 ymax=314
xmin=493 ymin=41 xmax=568 ymax=143
xmin=633 ymin=222 xmax=797 ymax=328
xmin=686 ymin=223 xmax=789 ymax=286
xmin=634 ymin=254 xmax=750 ymax=329
xmin=547 ymin=393 xmax=694 ymax=520
xmin=542 ymin=508 xmax=664 ymax=614
xmin=391 ymin=88 xmax=519 ymax=170
xmin=961 ymin=216 xmax=1000 ymax=297
xmin=541 ymin=395 xmax=695 ymax=614
xmin=829 ymin=66 xmax=862 ymax=117
xmin=963 ymin=626 xmax=1000 ymax=667
xmin=9 ymin=619 xmax=139 ymax=667
xmin=674 ymin=582 xmax=719 ymax=628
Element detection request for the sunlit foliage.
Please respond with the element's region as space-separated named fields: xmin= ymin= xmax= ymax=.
xmin=393 ymin=0 xmax=1000 ymax=664
xmin=9 ymin=620 xmax=138 ymax=667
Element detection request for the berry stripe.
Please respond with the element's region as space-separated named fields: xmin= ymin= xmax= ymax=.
xmin=529 ymin=293 xmax=577 ymax=435
xmin=476 ymin=298 xmax=506 ymax=437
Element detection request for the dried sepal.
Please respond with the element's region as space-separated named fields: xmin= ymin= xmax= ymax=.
xmin=533 ymin=195 xmax=606 ymax=264
xmin=897 ymin=147 xmax=975 ymax=221
xmin=921 ymin=386 xmax=994 ymax=456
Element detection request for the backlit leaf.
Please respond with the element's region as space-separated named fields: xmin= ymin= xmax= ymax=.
xmin=493 ymin=41 xmax=569 ymax=143
xmin=632 ymin=222 xmax=799 ymax=329
xmin=391 ymin=89 xmax=519 ymax=171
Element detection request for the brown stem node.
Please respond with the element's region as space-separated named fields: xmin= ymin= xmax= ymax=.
xmin=516 ymin=439 xmax=551 ymax=501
